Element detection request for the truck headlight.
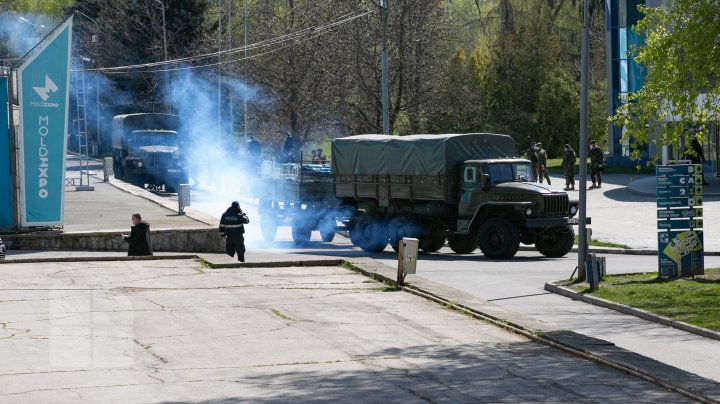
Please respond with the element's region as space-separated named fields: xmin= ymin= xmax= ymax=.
xmin=570 ymin=205 xmax=578 ymax=216
xmin=525 ymin=207 xmax=533 ymax=217
xmin=136 ymin=161 xmax=143 ymax=168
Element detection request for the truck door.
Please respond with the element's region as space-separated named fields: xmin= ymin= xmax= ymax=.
xmin=458 ymin=164 xmax=482 ymax=218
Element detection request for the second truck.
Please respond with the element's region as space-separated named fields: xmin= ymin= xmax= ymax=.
xmin=258 ymin=133 xmax=580 ymax=259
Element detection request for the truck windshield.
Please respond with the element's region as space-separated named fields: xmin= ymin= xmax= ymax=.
xmin=484 ymin=163 xmax=534 ymax=183
xmin=132 ymin=132 xmax=178 ymax=147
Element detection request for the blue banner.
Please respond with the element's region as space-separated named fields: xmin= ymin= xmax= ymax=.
xmin=17 ymin=18 xmax=72 ymax=227
xmin=0 ymin=77 xmax=12 ymax=228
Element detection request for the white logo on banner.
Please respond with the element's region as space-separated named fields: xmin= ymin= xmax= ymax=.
xmin=33 ymin=75 xmax=59 ymax=101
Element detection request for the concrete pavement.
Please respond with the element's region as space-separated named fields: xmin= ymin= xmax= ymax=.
xmin=0 ymin=258 xmax=689 ymax=403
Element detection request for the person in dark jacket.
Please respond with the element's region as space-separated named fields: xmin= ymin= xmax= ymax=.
xmin=220 ymin=201 xmax=250 ymax=262
xmin=685 ymin=138 xmax=708 ymax=185
xmin=282 ymin=133 xmax=295 ymax=163
xmin=123 ymin=213 xmax=153 ymax=256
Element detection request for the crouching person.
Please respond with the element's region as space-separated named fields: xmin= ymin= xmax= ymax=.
xmin=220 ymin=201 xmax=250 ymax=262
xmin=123 ymin=212 xmax=153 ymax=256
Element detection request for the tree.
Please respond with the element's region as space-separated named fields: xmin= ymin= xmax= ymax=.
xmin=612 ymin=0 xmax=720 ymax=161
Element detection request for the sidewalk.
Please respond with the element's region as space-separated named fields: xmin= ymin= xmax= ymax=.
xmin=0 ymin=256 xmax=693 ymax=402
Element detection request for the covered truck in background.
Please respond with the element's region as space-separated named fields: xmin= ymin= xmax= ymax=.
xmin=259 ymin=133 xmax=581 ymax=259
xmin=111 ymin=113 xmax=188 ymax=193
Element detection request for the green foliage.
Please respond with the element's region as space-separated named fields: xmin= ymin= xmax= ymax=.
xmin=612 ymin=0 xmax=720 ymax=162
xmin=7 ymin=0 xmax=74 ymax=16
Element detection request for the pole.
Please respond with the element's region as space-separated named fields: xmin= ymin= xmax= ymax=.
xmin=227 ymin=0 xmax=233 ymax=139
xmin=154 ymin=1 xmax=169 ymax=110
xmin=380 ymin=0 xmax=389 ymax=135
xmin=5 ymin=69 xmax=19 ymax=230
xmin=217 ymin=0 xmax=223 ymax=143
xmin=243 ymin=0 xmax=248 ymax=140
xmin=577 ymin=0 xmax=590 ymax=281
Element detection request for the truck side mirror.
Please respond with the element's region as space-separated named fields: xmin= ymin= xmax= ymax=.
xmin=480 ymin=174 xmax=490 ymax=191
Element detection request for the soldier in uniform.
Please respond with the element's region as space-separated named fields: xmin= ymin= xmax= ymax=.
xmin=219 ymin=201 xmax=250 ymax=262
xmin=526 ymin=142 xmax=539 ymax=182
xmin=561 ymin=144 xmax=576 ymax=191
xmin=536 ymin=142 xmax=550 ymax=185
xmin=588 ymin=140 xmax=604 ymax=189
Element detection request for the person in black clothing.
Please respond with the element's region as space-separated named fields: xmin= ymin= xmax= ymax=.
xmin=282 ymin=133 xmax=295 ymax=163
xmin=246 ymin=136 xmax=262 ymax=158
xmin=123 ymin=212 xmax=153 ymax=256
xmin=220 ymin=201 xmax=250 ymax=262
xmin=685 ymin=138 xmax=708 ymax=185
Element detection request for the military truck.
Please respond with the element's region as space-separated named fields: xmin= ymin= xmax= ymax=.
xmin=258 ymin=133 xmax=580 ymax=259
xmin=111 ymin=114 xmax=188 ymax=192
xmin=257 ymin=161 xmax=338 ymax=246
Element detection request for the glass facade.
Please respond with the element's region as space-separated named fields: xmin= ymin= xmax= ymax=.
xmin=607 ymin=0 xmax=648 ymax=158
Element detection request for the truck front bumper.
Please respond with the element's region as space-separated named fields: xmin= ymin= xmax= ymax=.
xmin=525 ymin=216 xmax=591 ymax=228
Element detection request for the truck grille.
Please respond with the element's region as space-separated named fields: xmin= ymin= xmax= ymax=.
xmin=148 ymin=153 xmax=170 ymax=167
xmin=543 ymin=194 xmax=569 ymax=216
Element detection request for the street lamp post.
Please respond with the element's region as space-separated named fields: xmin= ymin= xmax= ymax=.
xmin=577 ymin=0 xmax=590 ymax=281
xmin=379 ymin=0 xmax=389 ymax=135
xmin=154 ymin=0 xmax=169 ymax=108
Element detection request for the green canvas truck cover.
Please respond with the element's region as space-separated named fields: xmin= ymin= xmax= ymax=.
xmin=332 ymin=133 xmax=515 ymax=176
xmin=111 ymin=113 xmax=180 ymax=148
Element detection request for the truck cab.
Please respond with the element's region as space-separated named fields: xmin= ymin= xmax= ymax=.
xmin=452 ymin=159 xmax=579 ymax=259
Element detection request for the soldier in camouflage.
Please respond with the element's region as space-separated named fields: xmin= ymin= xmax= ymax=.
xmin=536 ymin=142 xmax=550 ymax=185
xmin=561 ymin=144 xmax=576 ymax=191
xmin=588 ymin=140 xmax=604 ymax=189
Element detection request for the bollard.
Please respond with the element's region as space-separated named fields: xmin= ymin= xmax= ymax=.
xmin=178 ymin=184 xmax=191 ymax=215
xmin=397 ymin=237 xmax=419 ymax=286
xmin=103 ymin=157 xmax=113 ymax=182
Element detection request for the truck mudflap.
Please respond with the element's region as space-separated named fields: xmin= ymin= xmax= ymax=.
xmin=526 ymin=217 xmax=591 ymax=228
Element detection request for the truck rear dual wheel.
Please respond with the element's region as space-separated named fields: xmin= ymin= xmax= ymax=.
xmin=478 ymin=218 xmax=520 ymax=260
xmin=448 ymin=234 xmax=478 ymax=254
xmin=535 ymin=226 xmax=575 ymax=258
xmin=351 ymin=214 xmax=388 ymax=253
xmin=318 ymin=215 xmax=337 ymax=243
xmin=420 ymin=236 xmax=446 ymax=253
xmin=291 ymin=224 xmax=312 ymax=247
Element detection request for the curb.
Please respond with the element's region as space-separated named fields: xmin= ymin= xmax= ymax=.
xmin=545 ymin=281 xmax=720 ymax=343
xmin=0 ymin=254 xmax=198 ymax=265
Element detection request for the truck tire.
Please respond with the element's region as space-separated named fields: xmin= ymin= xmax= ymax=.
xmin=165 ymin=183 xmax=178 ymax=193
xmin=352 ymin=213 xmax=388 ymax=253
xmin=478 ymin=218 xmax=520 ymax=259
xmin=291 ymin=224 xmax=312 ymax=247
xmin=421 ymin=236 xmax=446 ymax=253
xmin=448 ymin=234 xmax=477 ymax=254
xmin=318 ymin=215 xmax=336 ymax=242
xmin=536 ymin=226 xmax=575 ymax=258
xmin=126 ymin=174 xmax=145 ymax=188
xmin=261 ymin=215 xmax=278 ymax=243
xmin=388 ymin=216 xmax=419 ymax=252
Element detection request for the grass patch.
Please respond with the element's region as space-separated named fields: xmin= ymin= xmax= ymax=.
xmin=574 ymin=235 xmax=631 ymax=250
xmin=271 ymin=309 xmax=294 ymax=321
xmin=569 ymin=268 xmax=720 ymax=331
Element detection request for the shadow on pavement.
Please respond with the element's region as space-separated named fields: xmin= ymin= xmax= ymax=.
xmin=161 ymin=343 xmax=686 ymax=403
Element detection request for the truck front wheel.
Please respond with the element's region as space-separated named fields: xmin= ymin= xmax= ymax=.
xmin=318 ymin=214 xmax=336 ymax=242
xmin=478 ymin=218 xmax=520 ymax=259
xmin=448 ymin=234 xmax=477 ymax=254
xmin=535 ymin=226 xmax=575 ymax=258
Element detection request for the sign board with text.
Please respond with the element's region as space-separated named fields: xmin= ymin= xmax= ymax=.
xmin=17 ymin=18 xmax=72 ymax=227
xmin=657 ymin=164 xmax=704 ymax=277
xmin=658 ymin=231 xmax=704 ymax=277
